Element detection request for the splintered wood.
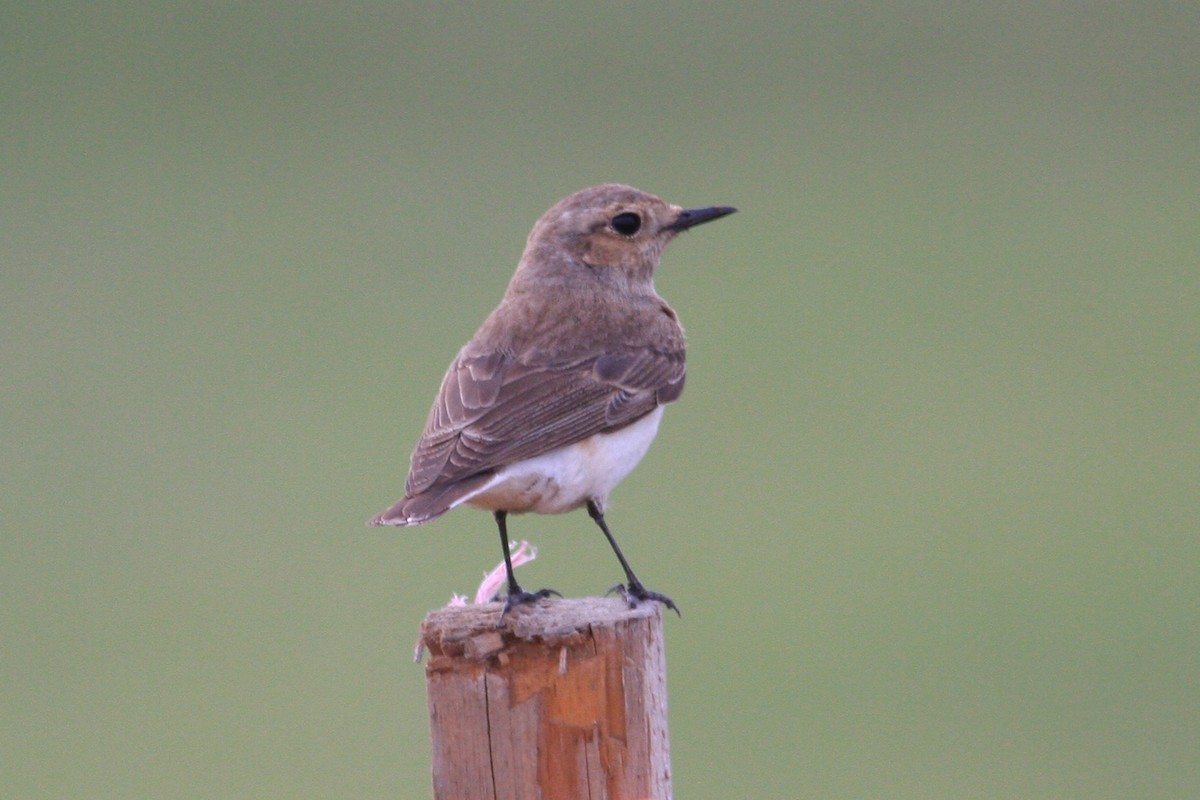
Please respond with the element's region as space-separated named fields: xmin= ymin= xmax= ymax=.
xmin=420 ymin=597 xmax=671 ymax=800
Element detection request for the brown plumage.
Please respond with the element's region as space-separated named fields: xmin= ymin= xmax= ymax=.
xmin=370 ymin=184 xmax=735 ymax=613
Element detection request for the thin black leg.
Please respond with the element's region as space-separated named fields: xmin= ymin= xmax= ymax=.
xmin=493 ymin=510 xmax=559 ymax=615
xmin=586 ymin=500 xmax=679 ymax=616
xmin=495 ymin=510 xmax=520 ymax=595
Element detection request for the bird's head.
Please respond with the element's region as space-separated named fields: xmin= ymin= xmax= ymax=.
xmin=515 ymin=184 xmax=736 ymax=290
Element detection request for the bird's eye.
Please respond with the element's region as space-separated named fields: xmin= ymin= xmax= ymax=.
xmin=610 ymin=212 xmax=642 ymax=236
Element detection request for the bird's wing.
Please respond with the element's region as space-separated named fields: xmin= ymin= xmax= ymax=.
xmin=405 ymin=347 xmax=685 ymax=498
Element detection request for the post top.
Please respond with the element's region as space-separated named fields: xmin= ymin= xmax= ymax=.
xmin=419 ymin=597 xmax=662 ymax=664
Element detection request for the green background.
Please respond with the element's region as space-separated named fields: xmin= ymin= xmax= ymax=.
xmin=4 ymin=3 xmax=1197 ymax=798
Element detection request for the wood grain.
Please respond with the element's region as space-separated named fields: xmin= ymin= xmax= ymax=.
xmin=421 ymin=597 xmax=671 ymax=799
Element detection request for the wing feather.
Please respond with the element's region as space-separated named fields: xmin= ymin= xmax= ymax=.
xmin=404 ymin=347 xmax=685 ymax=499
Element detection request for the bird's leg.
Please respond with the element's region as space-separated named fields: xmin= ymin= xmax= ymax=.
xmin=586 ymin=500 xmax=680 ymax=616
xmin=494 ymin=510 xmax=558 ymax=615
xmin=495 ymin=510 xmax=520 ymax=594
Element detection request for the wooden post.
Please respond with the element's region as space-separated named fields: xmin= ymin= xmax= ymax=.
xmin=419 ymin=597 xmax=671 ymax=800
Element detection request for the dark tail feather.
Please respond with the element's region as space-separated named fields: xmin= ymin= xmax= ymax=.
xmin=368 ymin=473 xmax=495 ymax=527
xmin=368 ymin=496 xmax=441 ymax=527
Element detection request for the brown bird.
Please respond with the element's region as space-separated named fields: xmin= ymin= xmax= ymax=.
xmin=370 ymin=184 xmax=736 ymax=613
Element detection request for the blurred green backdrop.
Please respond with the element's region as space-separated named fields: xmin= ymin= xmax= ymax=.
xmin=4 ymin=3 xmax=1198 ymax=798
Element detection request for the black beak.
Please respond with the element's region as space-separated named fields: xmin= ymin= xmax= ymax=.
xmin=666 ymin=205 xmax=738 ymax=232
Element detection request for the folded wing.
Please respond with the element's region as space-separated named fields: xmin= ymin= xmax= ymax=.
xmin=373 ymin=347 xmax=685 ymax=525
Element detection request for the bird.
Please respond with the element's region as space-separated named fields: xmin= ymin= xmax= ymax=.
xmin=370 ymin=183 xmax=736 ymax=614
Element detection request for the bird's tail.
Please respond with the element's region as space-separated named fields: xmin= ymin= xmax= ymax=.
xmin=368 ymin=473 xmax=495 ymax=527
xmin=368 ymin=499 xmax=428 ymax=527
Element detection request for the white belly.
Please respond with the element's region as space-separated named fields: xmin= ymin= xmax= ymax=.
xmin=461 ymin=406 xmax=665 ymax=515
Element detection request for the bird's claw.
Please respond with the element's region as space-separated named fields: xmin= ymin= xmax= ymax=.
xmin=606 ymin=583 xmax=681 ymax=617
xmin=500 ymin=587 xmax=561 ymax=617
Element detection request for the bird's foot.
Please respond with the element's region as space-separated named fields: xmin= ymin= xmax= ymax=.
xmin=607 ymin=582 xmax=681 ymax=617
xmin=500 ymin=586 xmax=561 ymax=617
